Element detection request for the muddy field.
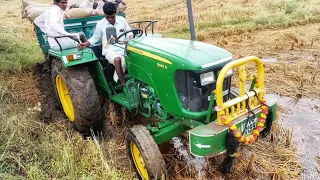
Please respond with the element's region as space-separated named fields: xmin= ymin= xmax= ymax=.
xmin=1 ymin=0 xmax=320 ymax=179
xmin=2 ymin=22 xmax=319 ymax=179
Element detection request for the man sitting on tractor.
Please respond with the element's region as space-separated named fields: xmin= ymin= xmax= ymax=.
xmin=78 ymin=2 xmax=133 ymax=85
xmin=34 ymin=0 xmax=87 ymax=50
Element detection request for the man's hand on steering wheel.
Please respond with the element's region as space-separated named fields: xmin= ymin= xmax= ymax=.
xmin=118 ymin=34 xmax=134 ymax=45
xmin=116 ymin=28 xmax=143 ymax=42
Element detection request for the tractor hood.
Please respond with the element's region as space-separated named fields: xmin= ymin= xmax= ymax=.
xmin=128 ymin=37 xmax=232 ymax=70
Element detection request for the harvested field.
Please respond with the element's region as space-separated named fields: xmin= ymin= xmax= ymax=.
xmin=1 ymin=0 xmax=320 ymax=179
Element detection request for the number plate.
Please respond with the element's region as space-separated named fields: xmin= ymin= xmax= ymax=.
xmin=241 ymin=115 xmax=258 ymax=136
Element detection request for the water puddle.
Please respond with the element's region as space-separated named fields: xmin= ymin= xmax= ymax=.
xmin=171 ymin=137 xmax=207 ymax=172
xmin=277 ymin=96 xmax=320 ymax=179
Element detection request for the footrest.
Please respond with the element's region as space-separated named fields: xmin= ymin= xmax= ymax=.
xmin=114 ymin=84 xmax=125 ymax=91
xmin=111 ymin=93 xmax=130 ymax=109
xmin=110 ymin=80 xmax=139 ymax=110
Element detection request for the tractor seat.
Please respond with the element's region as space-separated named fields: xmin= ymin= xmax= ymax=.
xmin=90 ymin=45 xmax=114 ymax=81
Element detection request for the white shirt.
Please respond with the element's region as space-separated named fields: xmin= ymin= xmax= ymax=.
xmin=34 ymin=5 xmax=78 ymax=50
xmin=79 ymin=0 xmax=104 ymax=10
xmin=88 ymin=16 xmax=133 ymax=56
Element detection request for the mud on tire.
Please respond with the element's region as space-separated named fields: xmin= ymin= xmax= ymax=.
xmin=51 ymin=58 xmax=102 ymax=134
xmin=126 ymin=125 xmax=167 ymax=180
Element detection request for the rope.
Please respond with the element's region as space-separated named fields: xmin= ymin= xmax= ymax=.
xmin=253 ymin=89 xmax=270 ymax=109
xmin=242 ymin=92 xmax=255 ymax=135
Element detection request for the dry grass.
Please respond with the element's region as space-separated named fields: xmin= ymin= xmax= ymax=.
xmin=127 ymin=0 xmax=320 ymax=98
xmin=0 ymin=0 xmax=52 ymax=71
xmin=210 ymin=23 xmax=320 ymax=98
xmin=125 ymin=0 xmax=320 ymax=38
xmin=316 ymin=156 xmax=320 ymax=173
xmin=231 ymin=59 xmax=320 ymax=99
xmin=264 ymin=61 xmax=319 ymax=98
xmin=0 ymin=74 xmax=133 ymax=179
xmin=3 ymin=72 xmax=41 ymax=105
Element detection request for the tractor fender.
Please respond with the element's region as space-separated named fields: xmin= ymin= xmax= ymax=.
xmin=48 ymin=48 xmax=99 ymax=67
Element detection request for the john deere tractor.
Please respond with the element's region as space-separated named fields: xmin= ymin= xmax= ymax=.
xmin=34 ymin=1 xmax=277 ymax=179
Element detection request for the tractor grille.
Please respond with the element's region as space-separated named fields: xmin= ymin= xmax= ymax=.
xmin=175 ymin=69 xmax=231 ymax=112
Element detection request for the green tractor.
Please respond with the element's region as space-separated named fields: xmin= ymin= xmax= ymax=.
xmin=35 ymin=1 xmax=277 ymax=179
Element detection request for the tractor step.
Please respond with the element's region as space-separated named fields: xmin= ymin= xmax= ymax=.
xmin=110 ymin=92 xmax=138 ymax=110
xmin=111 ymin=93 xmax=130 ymax=109
xmin=109 ymin=78 xmax=139 ymax=110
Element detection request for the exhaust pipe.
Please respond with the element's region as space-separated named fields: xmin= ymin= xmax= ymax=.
xmin=187 ymin=0 xmax=196 ymax=41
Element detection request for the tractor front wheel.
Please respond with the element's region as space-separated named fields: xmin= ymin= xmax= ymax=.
xmin=51 ymin=58 xmax=102 ymax=134
xmin=126 ymin=125 xmax=166 ymax=180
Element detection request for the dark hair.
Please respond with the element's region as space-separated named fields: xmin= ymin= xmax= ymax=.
xmin=103 ymin=2 xmax=117 ymax=15
xmin=54 ymin=0 xmax=61 ymax=3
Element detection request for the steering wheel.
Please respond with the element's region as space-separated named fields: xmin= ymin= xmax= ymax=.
xmin=116 ymin=28 xmax=143 ymax=41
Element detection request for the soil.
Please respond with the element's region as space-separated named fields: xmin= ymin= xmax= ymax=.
xmin=33 ymin=60 xmax=66 ymax=122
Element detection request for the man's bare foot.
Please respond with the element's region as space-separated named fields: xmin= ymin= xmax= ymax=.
xmin=114 ymin=57 xmax=126 ymax=86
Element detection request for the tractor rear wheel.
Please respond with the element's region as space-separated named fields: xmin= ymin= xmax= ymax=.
xmin=51 ymin=58 xmax=102 ymax=134
xmin=126 ymin=125 xmax=166 ymax=180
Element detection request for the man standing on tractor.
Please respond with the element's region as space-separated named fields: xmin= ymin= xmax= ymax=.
xmin=34 ymin=0 xmax=87 ymax=50
xmin=78 ymin=2 xmax=133 ymax=85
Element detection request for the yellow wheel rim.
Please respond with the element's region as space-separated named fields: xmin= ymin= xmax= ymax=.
xmin=130 ymin=142 xmax=149 ymax=180
xmin=56 ymin=75 xmax=75 ymax=122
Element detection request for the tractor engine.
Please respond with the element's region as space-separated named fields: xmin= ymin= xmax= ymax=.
xmin=139 ymin=84 xmax=169 ymax=119
xmin=175 ymin=68 xmax=234 ymax=112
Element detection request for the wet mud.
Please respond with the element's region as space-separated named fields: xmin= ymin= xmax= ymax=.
xmin=278 ymin=97 xmax=320 ymax=179
xmin=34 ymin=60 xmax=66 ymax=122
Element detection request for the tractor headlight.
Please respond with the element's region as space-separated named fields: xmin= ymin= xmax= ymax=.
xmin=226 ymin=69 xmax=234 ymax=77
xmin=200 ymin=72 xmax=215 ymax=86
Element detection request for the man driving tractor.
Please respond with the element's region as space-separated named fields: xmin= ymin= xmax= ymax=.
xmin=78 ymin=2 xmax=133 ymax=85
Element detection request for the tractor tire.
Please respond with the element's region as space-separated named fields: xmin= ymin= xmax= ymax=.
xmin=51 ymin=58 xmax=102 ymax=134
xmin=126 ymin=125 xmax=167 ymax=180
